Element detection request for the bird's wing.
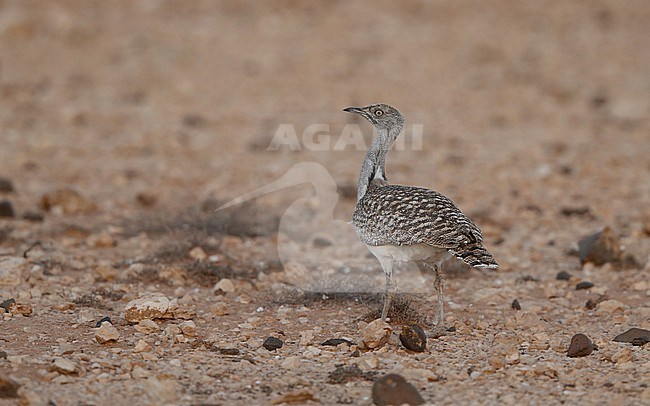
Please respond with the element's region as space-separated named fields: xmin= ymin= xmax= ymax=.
xmin=352 ymin=185 xmax=483 ymax=249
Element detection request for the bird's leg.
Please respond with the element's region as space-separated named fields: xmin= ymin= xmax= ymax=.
xmin=433 ymin=263 xmax=445 ymax=328
xmin=380 ymin=261 xmax=394 ymax=321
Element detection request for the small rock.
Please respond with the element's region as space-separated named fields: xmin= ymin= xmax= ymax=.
xmin=86 ymin=232 xmax=116 ymax=248
xmin=134 ymin=339 xmax=151 ymax=353
xmin=213 ymin=278 xmax=235 ymax=294
xmin=0 ymin=257 xmax=26 ymax=286
xmin=95 ymin=322 xmax=120 ymax=344
xmin=612 ymin=347 xmax=633 ymax=364
xmin=40 ymin=188 xmax=96 ymax=214
xmin=399 ymin=325 xmax=427 ymax=352
xmin=327 ymin=364 xmax=377 ymax=384
xmin=613 ymin=328 xmax=650 ymax=346
xmin=210 ymin=302 xmax=229 ymax=316
xmin=372 ymin=374 xmax=424 ymax=406
xmin=0 ymin=375 xmax=20 ymax=398
xmin=321 ymin=338 xmax=355 ymax=347
xmin=0 ymin=178 xmax=14 ymax=193
xmin=263 ymin=336 xmax=283 ymax=351
xmin=271 ymin=389 xmax=318 ymax=405
xmin=0 ymin=298 xmax=16 ymax=312
xmin=577 ymin=227 xmax=634 ymax=266
xmin=567 ymin=333 xmax=596 ymax=357
xmin=358 ymin=319 xmax=392 ymax=351
xmin=136 ymin=192 xmax=157 ymax=207
xmin=125 ymin=294 xmax=170 ymax=322
xmin=179 ymin=320 xmax=197 ymax=337
xmin=511 ymin=299 xmax=522 ymax=310
xmin=0 ymin=201 xmax=15 ymax=218
xmin=576 ymin=281 xmax=594 ymax=290
xmin=22 ymin=211 xmax=44 ymax=221
xmin=135 ymin=319 xmax=160 ymax=334
xmin=188 ymin=246 xmax=207 ymax=261
xmin=312 ymin=237 xmax=332 ymax=247
xmin=52 ymin=358 xmax=77 ymax=374
xmin=596 ymin=299 xmax=627 ymax=314
xmin=556 ymin=271 xmax=572 ymax=281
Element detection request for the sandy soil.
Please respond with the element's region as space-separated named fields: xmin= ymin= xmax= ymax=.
xmin=1 ymin=1 xmax=649 ymax=405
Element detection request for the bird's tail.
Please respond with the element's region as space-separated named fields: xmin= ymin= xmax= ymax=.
xmin=454 ymin=244 xmax=498 ymax=269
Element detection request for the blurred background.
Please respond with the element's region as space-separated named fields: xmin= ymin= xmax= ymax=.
xmin=0 ymin=0 xmax=649 ymax=255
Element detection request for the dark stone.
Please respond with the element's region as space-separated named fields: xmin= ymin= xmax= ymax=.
xmin=576 ymin=281 xmax=594 ymax=290
xmin=0 ymin=201 xmax=15 ymax=218
xmin=567 ymin=333 xmax=596 ymax=357
xmin=511 ymin=299 xmax=522 ymax=310
xmin=136 ymin=192 xmax=157 ymax=208
xmin=262 ymin=336 xmax=283 ymax=351
xmin=372 ymin=374 xmax=424 ymax=406
xmin=0 ymin=299 xmax=16 ymax=312
xmin=556 ymin=271 xmax=572 ymax=281
xmin=585 ymin=299 xmax=598 ymax=310
xmin=95 ymin=316 xmax=112 ymax=327
xmin=560 ymin=206 xmax=593 ymax=218
xmin=577 ymin=227 xmax=635 ymax=266
xmin=312 ymin=237 xmax=332 ymax=248
xmin=0 ymin=351 xmax=7 ymax=359
xmin=0 ymin=179 xmax=14 ymax=193
xmin=350 ymin=349 xmax=360 ymax=357
xmin=399 ymin=325 xmax=427 ymax=352
xmin=218 ymin=348 xmax=240 ymax=356
xmin=321 ymin=338 xmax=355 ymax=347
xmin=22 ymin=211 xmax=44 ymax=221
xmin=327 ymin=364 xmax=377 ymax=384
xmin=182 ymin=114 xmax=207 ymax=128
xmin=613 ymin=328 xmax=650 ymax=347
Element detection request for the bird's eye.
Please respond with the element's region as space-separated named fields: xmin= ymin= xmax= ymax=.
xmin=374 ymin=110 xmax=383 ymax=116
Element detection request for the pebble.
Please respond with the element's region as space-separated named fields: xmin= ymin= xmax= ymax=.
xmin=134 ymin=340 xmax=151 ymax=353
xmin=321 ymin=338 xmax=355 ymax=347
xmin=40 ymin=188 xmax=97 ymax=214
xmin=188 ymin=246 xmax=208 ymax=261
xmin=0 ymin=200 xmax=15 ymax=218
xmin=556 ymin=271 xmax=572 ymax=280
xmin=596 ymin=299 xmax=627 ymax=314
xmin=575 ymin=281 xmax=594 ymax=290
xmin=179 ymin=320 xmax=197 ymax=337
xmin=613 ymin=328 xmax=650 ymax=346
xmin=371 ymin=373 xmax=424 ymax=406
xmin=52 ymin=358 xmax=78 ymax=374
xmin=213 ymin=278 xmax=236 ymax=294
xmin=0 ymin=257 xmax=26 ymax=286
xmin=511 ymin=299 xmax=522 ymax=310
xmin=577 ymin=227 xmax=623 ymax=266
xmin=95 ymin=322 xmax=120 ymax=344
xmin=210 ymin=302 xmax=229 ymax=316
xmin=262 ymin=336 xmax=283 ymax=351
xmin=358 ymin=319 xmax=392 ymax=351
xmin=125 ymin=293 xmax=179 ymax=322
xmin=135 ymin=319 xmax=161 ymax=334
xmin=567 ymin=333 xmax=596 ymax=357
xmin=399 ymin=325 xmax=427 ymax=352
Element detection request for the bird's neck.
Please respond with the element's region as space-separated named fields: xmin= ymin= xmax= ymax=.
xmin=357 ymin=125 xmax=402 ymax=201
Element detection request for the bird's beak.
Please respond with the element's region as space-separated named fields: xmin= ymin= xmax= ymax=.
xmin=343 ymin=106 xmax=364 ymax=114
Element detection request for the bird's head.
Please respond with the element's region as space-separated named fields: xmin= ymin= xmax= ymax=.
xmin=343 ymin=103 xmax=404 ymax=132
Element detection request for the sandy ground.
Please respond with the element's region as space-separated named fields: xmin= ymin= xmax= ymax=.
xmin=1 ymin=1 xmax=649 ymax=405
